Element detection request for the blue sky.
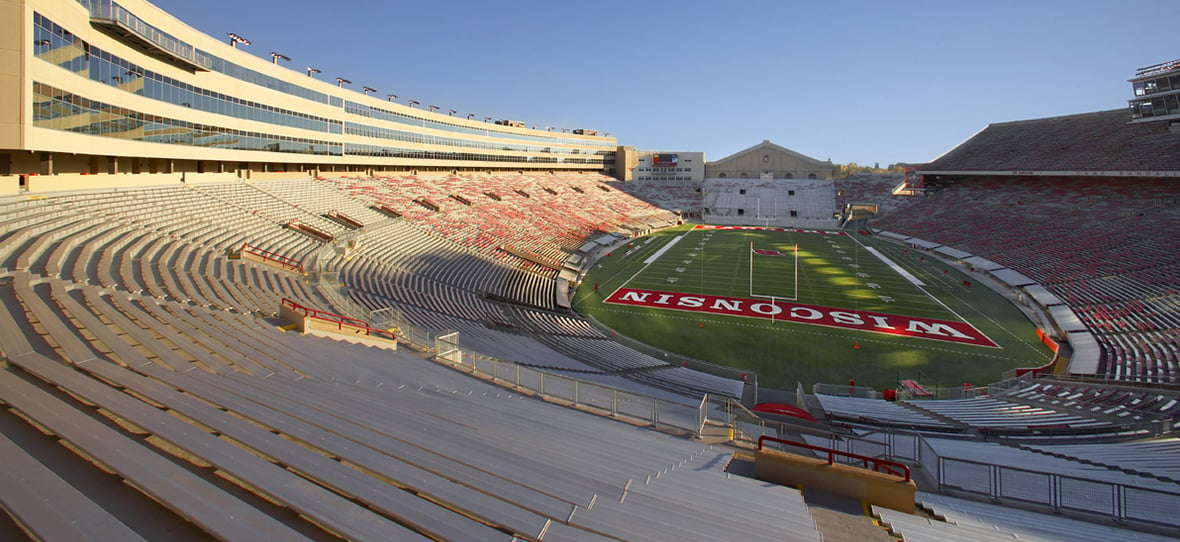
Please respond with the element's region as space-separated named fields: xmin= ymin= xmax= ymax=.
xmin=151 ymin=0 xmax=1178 ymax=166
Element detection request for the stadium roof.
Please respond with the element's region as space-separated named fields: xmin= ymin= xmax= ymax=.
xmin=920 ymin=109 xmax=1180 ymax=177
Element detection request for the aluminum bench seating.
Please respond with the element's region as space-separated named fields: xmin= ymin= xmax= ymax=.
xmin=78 ymin=287 xmax=241 ymax=376
xmin=0 ymin=363 xmax=317 ymax=542
xmin=163 ymin=303 xmax=312 ymax=378
xmin=223 ymin=260 xmax=276 ymax=311
xmin=141 ymin=301 xmax=278 ymax=376
xmin=0 ymin=430 xmax=148 ymax=542
xmin=922 ymin=437 xmax=1180 ymax=494
xmin=79 ymin=357 xmax=507 ymax=541
xmin=100 ymin=291 xmax=237 ymax=374
xmin=6 ymin=349 xmax=427 ymax=541
xmin=151 ymin=240 xmax=190 ymax=302
xmin=11 ymin=274 xmax=102 ymax=365
xmin=42 ymin=221 xmax=105 ymax=278
xmin=69 ymin=223 xmax=129 ymax=286
xmin=149 ymin=365 xmax=590 ymax=527
xmin=214 ymin=371 xmax=639 ymax=505
xmin=917 ymin=491 xmax=1179 ymax=542
xmin=205 ymin=353 xmax=712 ymax=496
xmin=874 ymin=505 xmax=1026 ymax=542
xmin=814 ymin=394 xmax=959 ymax=430
xmin=0 ymin=285 xmax=312 ymax=539
xmin=114 ymin=230 xmax=157 ymax=294
xmin=15 ymin=218 xmax=95 ymax=275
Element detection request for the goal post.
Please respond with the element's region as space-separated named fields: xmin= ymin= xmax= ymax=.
xmin=749 ymin=242 xmax=799 ymax=301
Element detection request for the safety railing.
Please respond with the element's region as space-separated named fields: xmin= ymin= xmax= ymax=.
xmin=928 ymin=455 xmax=1180 ymax=529
xmin=433 ymin=331 xmax=708 ymax=436
xmin=281 ymin=298 xmax=394 ymax=341
xmin=757 ymin=435 xmax=911 ymax=482
xmin=240 ymin=243 xmax=304 ymax=273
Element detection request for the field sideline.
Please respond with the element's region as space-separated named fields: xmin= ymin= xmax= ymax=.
xmin=573 ymin=225 xmax=1055 ymax=391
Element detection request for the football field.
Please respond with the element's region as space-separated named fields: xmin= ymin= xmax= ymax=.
xmin=574 ymin=225 xmax=1055 ymax=391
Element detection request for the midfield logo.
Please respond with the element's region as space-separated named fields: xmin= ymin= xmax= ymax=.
xmin=604 ymin=288 xmax=998 ymax=348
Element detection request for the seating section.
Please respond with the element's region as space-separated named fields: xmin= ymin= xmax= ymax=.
xmin=812 ymin=394 xmax=960 ymax=431
xmin=606 ymin=178 xmax=704 ymax=218
xmin=5 ymin=173 xmax=1180 ymax=539
xmin=996 ymin=379 xmax=1180 ymax=423
xmin=876 ymin=492 xmax=1180 ymax=542
xmin=0 ymin=260 xmax=817 ymax=540
xmin=698 ymin=178 xmax=839 ymax=229
xmin=870 ymin=176 xmax=1180 ymax=383
xmin=834 ymin=173 xmax=925 ymax=218
xmin=1014 ymin=438 xmax=1180 ymax=484
xmin=920 ymin=437 xmax=1180 ymax=495
xmin=814 ymin=392 xmax=1160 ymax=440
xmin=321 ymin=172 xmax=673 ymax=275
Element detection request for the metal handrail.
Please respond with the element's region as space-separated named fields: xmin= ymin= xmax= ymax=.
xmin=241 ymin=242 xmax=304 ymax=272
xmin=757 ymin=435 xmax=911 ymax=482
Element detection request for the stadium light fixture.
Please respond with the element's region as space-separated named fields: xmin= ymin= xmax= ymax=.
xmin=336 ymin=77 xmax=351 ymax=87
xmin=407 ymin=100 xmax=419 ymax=108
xmin=427 ymin=105 xmax=439 ymax=113
xmin=466 ymin=113 xmax=475 ymax=120
xmin=448 ymin=109 xmax=457 ymax=116
xmin=227 ymin=32 xmax=251 ymax=48
xmin=270 ymin=52 xmax=290 ymax=64
xmin=484 ymin=116 xmax=492 ymax=123
xmin=307 ymin=67 xmax=321 ymax=77
xmin=363 ymin=86 xmax=376 ymax=96
xmin=387 ymin=94 xmax=398 ymax=102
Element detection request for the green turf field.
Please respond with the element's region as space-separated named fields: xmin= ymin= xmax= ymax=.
xmin=573 ymin=224 xmax=1055 ymax=392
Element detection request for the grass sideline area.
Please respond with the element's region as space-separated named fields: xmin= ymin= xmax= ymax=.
xmin=573 ymin=224 xmax=1055 ymax=392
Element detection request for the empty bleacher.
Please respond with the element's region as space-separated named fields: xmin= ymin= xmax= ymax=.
xmin=871 ymin=175 xmax=1180 ymax=383
xmin=4 ymin=170 xmax=1178 ymax=540
xmin=0 ymin=264 xmax=818 ymax=540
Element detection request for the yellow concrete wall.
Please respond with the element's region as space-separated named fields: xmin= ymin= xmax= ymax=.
xmin=280 ymin=300 xmax=397 ymax=350
xmin=246 ymin=171 xmax=313 ymax=181
xmin=278 ymin=303 xmax=308 ymax=333
xmin=182 ymin=172 xmax=239 ymax=184
xmin=755 ymin=448 xmax=916 ymax=514
xmin=0 ymin=174 xmax=19 ymax=195
xmin=0 ymin=0 xmax=24 ymax=151
xmin=25 ymin=172 xmax=182 ymax=192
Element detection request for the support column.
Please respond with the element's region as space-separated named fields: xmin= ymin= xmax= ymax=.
xmin=39 ymin=152 xmax=53 ymax=175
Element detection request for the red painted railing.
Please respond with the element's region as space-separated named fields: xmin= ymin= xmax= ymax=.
xmin=240 ymin=243 xmax=304 ymax=273
xmin=281 ymin=298 xmax=395 ymax=341
xmin=757 ymin=435 xmax=911 ymax=482
xmin=284 ymin=220 xmax=334 ymax=242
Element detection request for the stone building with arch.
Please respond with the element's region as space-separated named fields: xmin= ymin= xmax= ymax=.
xmin=704 ymin=140 xmax=834 ymax=180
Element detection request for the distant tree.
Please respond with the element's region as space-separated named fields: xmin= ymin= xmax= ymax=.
xmin=834 ymin=162 xmax=895 ymax=178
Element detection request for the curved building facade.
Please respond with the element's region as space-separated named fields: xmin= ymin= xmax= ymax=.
xmin=1 ymin=0 xmax=616 ymax=192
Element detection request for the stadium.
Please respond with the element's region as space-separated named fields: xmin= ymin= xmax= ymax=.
xmin=0 ymin=0 xmax=1178 ymax=540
